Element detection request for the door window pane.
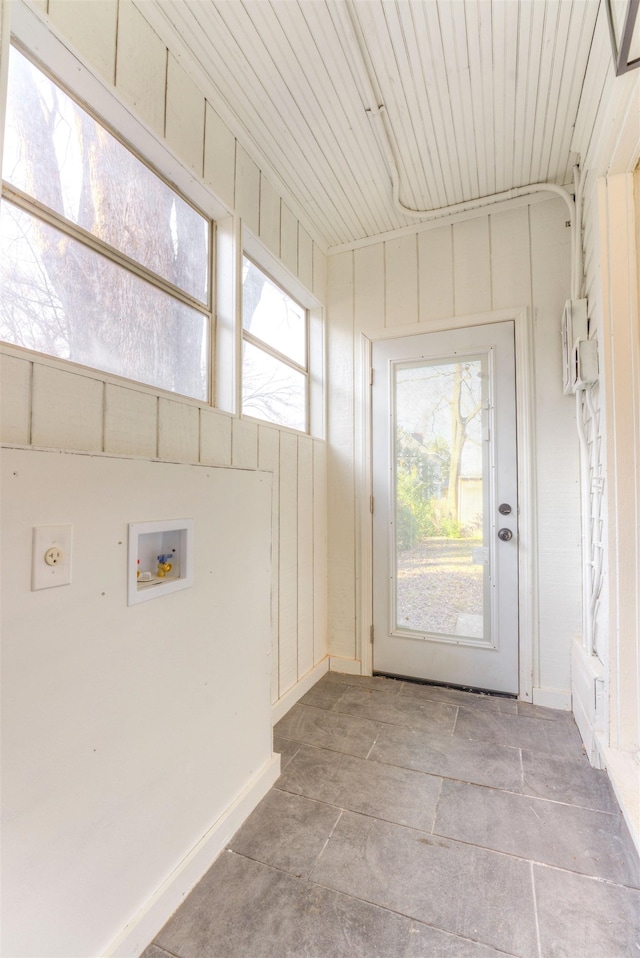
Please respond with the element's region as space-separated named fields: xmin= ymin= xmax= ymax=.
xmin=394 ymin=357 xmax=489 ymax=641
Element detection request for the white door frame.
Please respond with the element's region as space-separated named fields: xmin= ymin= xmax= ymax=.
xmin=356 ymin=306 xmax=536 ymax=702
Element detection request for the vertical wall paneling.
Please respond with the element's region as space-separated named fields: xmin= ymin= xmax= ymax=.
xmin=31 ymin=366 xmax=103 ymax=452
xmin=258 ymin=424 xmax=281 ymax=704
xmin=259 ymin=175 xmax=281 ymax=256
xmin=234 ymin=145 xmax=260 ymax=235
xmin=47 ymin=0 xmax=118 ymax=83
xmin=0 ymin=354 xmax=31 ymax=444
xmin=104 ymin=384 xmax=157 ymax=459
xmin=313 ymin=440 xmax=328 ymax=665
xmin=354 ymin=244 xmax=385 ymax=333
xmin=384 ymin=234 xmax=418 ymax=327
xmin=231 ymin=418 xmax=258 ymax=470
xmin=158 ymin=398 xmax=199 ymax=462
xmin=490 ymin=207 xmax=532 ymax=310
xmin=417 ymin=225 xmax=454 ymax=324
xmin=280 ymin=201 xmax=298 ymax=276
xmin=297 ymin=436 xmax=314 ymax=676
xmin=278 ymin=430 xmax=298 ymax=693
xmin=115 ymin=0 xmax=166 ymax=137
xmin=326 ymin=198 xmax=579 ymax=699
xmin=165 ymin=53 xmax=205 ymax=175
xmin=327 ymin=251 xmax=357 ymax=659
xmin=199 ymin=408 xmax=232 ymax=466
xmin=298 ymin=225 xmax=313 ymax=293
xmin=204 ymin=103 xmax=236 ymax=211
xmin=453 ymin=216 xmax=491 ymax=315
xmin=529 ymin=199 xmax=581 ymax=692
xmin=313 ymin=243 xmax=328 ymax=302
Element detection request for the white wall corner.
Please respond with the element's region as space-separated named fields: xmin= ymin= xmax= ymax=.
xmin=271 ymin=656 xmax=329 ymax=725
xmin=328 ymin=656 xmax=362 ymax=676
xmin=531 ymin=687 xmax=572 ymax=711
xmin=104 ymin=753 xmax=280 ymax=958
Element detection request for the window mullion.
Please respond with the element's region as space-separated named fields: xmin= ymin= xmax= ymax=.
xmin=2 ymin=183 xmax=209 ymax=315
xmin=242 ymin=328 xmax=308 ymax=375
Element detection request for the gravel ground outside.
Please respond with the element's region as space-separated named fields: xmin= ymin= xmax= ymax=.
xmin=396 ymin=537 xmax=483 ymax=635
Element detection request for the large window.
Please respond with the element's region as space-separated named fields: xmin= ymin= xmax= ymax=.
xmin=242 ymin=257 xmax=309 ymax=432
xmin=1 ymin=46 xmax=212 ymax=400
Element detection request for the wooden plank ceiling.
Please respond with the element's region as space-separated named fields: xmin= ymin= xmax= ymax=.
xmin=153 ymin=0 xmax=602 ymax=249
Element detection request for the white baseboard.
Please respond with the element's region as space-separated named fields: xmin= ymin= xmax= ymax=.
xmin=329 ymin=656 xmax=362 ymax=675
xmin=597 ymin=736 xmax=640 ymax=858
xmin=104 ymin=754 xmax=281 ymax=958
xmin=571 ymin=639 xmax=606 ymax=765
xmin=531 ymin=687 xmax=572 ymax=711
xmin=271 ymin=657 xmax=329 ymax=725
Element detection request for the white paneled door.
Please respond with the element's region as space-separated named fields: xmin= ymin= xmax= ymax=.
xmin=372 ymin=322 xmax=518 ymax=693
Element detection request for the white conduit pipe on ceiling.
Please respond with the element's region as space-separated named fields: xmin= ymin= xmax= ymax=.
xmin=342 ymin=0 xmax=580 ymax=295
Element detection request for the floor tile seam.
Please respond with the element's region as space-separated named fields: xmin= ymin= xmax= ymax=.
xmin=406 ymin=918 xmax=522 ymax=958
xmin=304 ymin=873 xmax=524 ymax=956
xmin=274 ymin=739 xmax=612 ymax=814
xmin=530 ymin=861 xmax=543 ymax=958
xmin=306 ymin=808 xmax=344 ymax=879
xmin=430 ymin=777 xmax=444 ymax=835
xmin=323 ymin=677 xmax=405 ymax=696
xmin=272 ymin=782 xmax=439 ymax=835
xmin=452 ymin=732 xmax=587 ymax=763
xmin=530 ymin=858 xmax=640 ymax=892
xmin=428 ymin=826 xmax=640 ymax=889
xmin=438 ymin=774 xmax=622 ymax=816
xmin=147 ymin=945 xmax=181 ymax=958
xmin=330 ymin=706 xmax=459 ymax=735
xmin=362 ymin=751 xmax=617 ymax=813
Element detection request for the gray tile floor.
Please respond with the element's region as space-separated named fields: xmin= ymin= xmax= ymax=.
xmin=143 ymin=672 xmax=640 ymax=958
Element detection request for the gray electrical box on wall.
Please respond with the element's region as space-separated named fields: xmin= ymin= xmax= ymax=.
xmin=128 ymin=518 xmax=194 ymax=605
xmin=562 ymin=299 xmax=598 ymax=393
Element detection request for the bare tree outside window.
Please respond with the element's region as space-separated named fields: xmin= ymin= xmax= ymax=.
xmin=241 ymin=257 xmax=308 ymax=431
xmin=1 ymin=47 xmax=211 ymax=400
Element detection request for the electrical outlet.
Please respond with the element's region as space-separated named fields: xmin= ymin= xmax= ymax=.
xmin=32 ymin=525 xmax=72 ymax=590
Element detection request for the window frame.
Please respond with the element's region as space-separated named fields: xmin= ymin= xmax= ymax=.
xmin=0 ymin=30 xmax=221 ymax=404
xmin=241 ymin=253 xmax=310 ymax=434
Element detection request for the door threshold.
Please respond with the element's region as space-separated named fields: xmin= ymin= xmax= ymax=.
xmin=373 ymin=672 xmax=517 ymax=700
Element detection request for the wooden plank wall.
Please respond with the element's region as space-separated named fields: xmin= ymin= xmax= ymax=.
xmin=0 ymin=0 xmax=328 ymax=705
xmin=327 ymin=198 xmax=583 ymax=699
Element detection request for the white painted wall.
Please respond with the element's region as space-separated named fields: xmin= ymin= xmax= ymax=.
xmin=326 ymin=197 xmax=582 ymax=705
xmin=1 ymin=449 xmax=276 ymax=957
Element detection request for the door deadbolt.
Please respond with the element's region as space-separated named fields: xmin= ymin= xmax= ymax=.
xmin=498 ymin=528 xmax=513 ymax=541
xmin=498 ymin=503 xmax=512 ymax=515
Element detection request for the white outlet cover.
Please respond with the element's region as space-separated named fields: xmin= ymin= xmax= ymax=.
xmin=32 ymin=525 xmax=72 ymax=590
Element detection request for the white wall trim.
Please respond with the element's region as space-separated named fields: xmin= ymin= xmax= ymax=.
xmin=329 ymin=656 xmax=362 ymax=675
xmin=356 ymin=308 xmax=536 ymax=702
xmin=271 ymin=656 xmax=329 ymax=725
xmin=104 ymin=754 xmax=280 ymax=958
xmin=597 ymin=737 xmax=640 ymax=858
xmin=531 ymin=688 xmax=572 ymax=711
